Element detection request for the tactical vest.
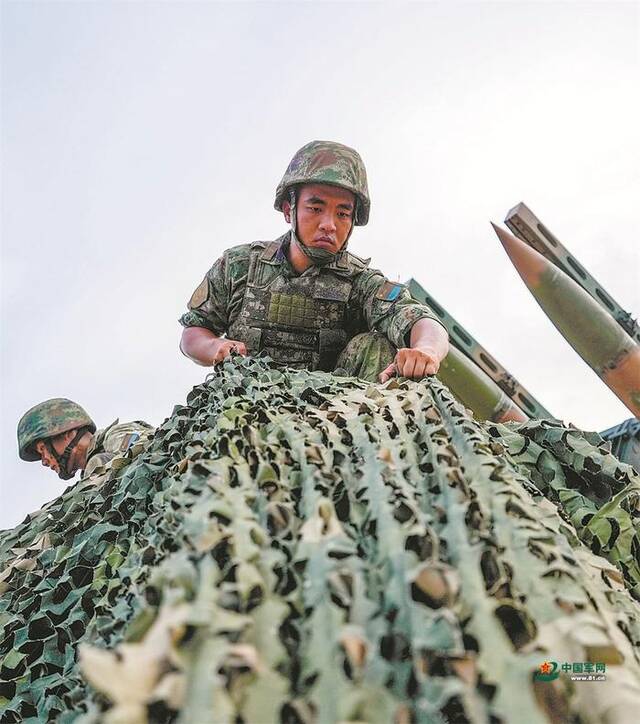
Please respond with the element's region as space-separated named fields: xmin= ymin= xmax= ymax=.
xmin=227 ymin=240 xmax=369 ymax=370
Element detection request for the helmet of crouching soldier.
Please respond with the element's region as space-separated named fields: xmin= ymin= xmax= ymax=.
xmin=18 ymin=398 xmax=96 ymax=462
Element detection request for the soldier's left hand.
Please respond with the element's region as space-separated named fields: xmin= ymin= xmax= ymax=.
xmin=378 ymin=347 xmax=441 ymax=383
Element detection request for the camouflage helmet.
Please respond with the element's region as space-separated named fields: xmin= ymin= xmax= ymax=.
xmin=274 ymin=140 xmax=370 ymax=225
xmin=18 ymin=398 xmax=96 ymax=462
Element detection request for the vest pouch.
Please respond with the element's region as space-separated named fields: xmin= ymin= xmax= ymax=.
xmin=318 ymin=329 xmax=348 ymax=371
xmin=260 ymin=329 xmax=317 ymax=368
xmin=243 ymin=327 xmax=263 ymax=354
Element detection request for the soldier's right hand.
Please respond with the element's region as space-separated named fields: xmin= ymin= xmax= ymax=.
xmin=180 ymin=327 xmax=248 ymax=367
xmin=211 ymin=338 xmax=248 ymax=365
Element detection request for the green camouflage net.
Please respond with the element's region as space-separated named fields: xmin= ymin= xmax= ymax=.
xmin=2 ymin=356 xmax=640 ymax=723
xmin=492 ymin=419 xmax=640 ymax=598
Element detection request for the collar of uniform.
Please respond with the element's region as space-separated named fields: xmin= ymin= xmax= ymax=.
xmin=259 ymin=233 xmax=290 ymax=265
xmin=258 ymin=232 xmax=303 ymax=278
xmin=261 ymin=232 xmax=360 ymax=277
xmin=275 ymin=234 xmax=289 ymax=263
xmin=325 ymin=250 xmax=350 ymax=271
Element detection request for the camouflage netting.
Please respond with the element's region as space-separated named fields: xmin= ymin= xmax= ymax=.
xmin=2 ymin=356 xmax=640 ymax=723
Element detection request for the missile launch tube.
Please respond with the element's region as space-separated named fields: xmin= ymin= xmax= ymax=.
xmin=493 ymin=223 xmax=640 ymax=418
xmin=437 ymin=345 xmax=528 ymax=423
xmin=408 ymin=278 xmax=554 ymax=420
xmin=505 ymin=203 xmax=640 ymax=344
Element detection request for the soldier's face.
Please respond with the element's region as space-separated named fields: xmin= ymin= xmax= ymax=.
xmin=286 ymin=184 xmax=355 ymax=252
xmin=34 ymin=430 xmax=79 ymax=478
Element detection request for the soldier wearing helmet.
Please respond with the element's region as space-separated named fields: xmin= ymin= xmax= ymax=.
xmin=180 ymin=140 xmax=449 ymax=381
xmin=18 ymin=398 xmax=152 ymax=482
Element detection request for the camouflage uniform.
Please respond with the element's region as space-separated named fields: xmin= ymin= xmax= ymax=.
xmin=17 ymin=398 xmax=152 ymax=483
xmin=180 ymin=233 xmax=442 ymax=380
xmin=82 ymin=420 xmax=153 ymax=480
xmin=181 ymin=140 xmax=445 ymax=380
xmin=2 ymin=420 xmax=152 ymax=595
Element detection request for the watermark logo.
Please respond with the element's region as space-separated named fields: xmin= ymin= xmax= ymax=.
xmin=534 ymin=661 xmax=559 ymax=682
xmin=535 ymin=661 xmax=607 ymax=683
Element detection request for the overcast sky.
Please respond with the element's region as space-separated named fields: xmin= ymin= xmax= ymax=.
xmin=2 ymin=1 xmax=638 ymax=530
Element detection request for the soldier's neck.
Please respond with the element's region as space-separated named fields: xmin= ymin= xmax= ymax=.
xmin=73 ymin=432 xmax=95 ymax=472
xmin=287 ymin=237 xmax=314 ymax=275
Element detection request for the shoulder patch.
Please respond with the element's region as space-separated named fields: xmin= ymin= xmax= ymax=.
xmin=188 ymin=277 xmax=209 ymax=309
xmin=376 ymin=281 xmax=404 ymax=301
xmin=119 ymin=432 xmax=140 ymax=452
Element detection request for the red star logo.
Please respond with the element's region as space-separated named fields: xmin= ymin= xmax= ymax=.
xmin=539 ymin=662 xmax=552 ymax=675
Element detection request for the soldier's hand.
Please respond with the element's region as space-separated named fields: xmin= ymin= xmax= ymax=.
xmin=378 ymin=347 xmax=440 ymax=383
xmin=211 ymin=338 xmax=248 ymax=365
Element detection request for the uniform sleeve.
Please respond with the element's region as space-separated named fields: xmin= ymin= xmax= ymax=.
xmin=179 ymin=245 xmax=252 ymax=334
xmin=179 ymin=254 xmax=231 ymax=334
xmin=352 ymin=268 xmax=447 ymax=349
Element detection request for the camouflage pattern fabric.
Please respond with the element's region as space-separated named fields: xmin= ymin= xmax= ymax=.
xmin=335 ymin=330 xmax=396 ymax=382
xmin=223 ymin=240 xmax=359 ymax=370
xmin=180 ymin=232 xmax=442 ymax=370
xmin=2 ymin=356 xmax=640 ymax=723
xmin=17 ymin=399 xmax=96 ymax=462
xmin=82 ymin=420 xmax=154 ymax=481
xmin=274 ymin=140 xmax=371 ymax=225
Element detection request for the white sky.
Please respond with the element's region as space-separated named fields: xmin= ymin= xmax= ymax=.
xmin=1 ymin=1 xmax=638 ymax=529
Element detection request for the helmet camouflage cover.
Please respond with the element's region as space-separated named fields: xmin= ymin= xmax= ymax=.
xmin=274 ymin=140 xmax=371 ymax=225
xmin=18 ymin=398 xmax=96 ymax=462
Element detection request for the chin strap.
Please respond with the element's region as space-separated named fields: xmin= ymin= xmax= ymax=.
xmin=45 ymin=426 xmax=91 ymax=480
